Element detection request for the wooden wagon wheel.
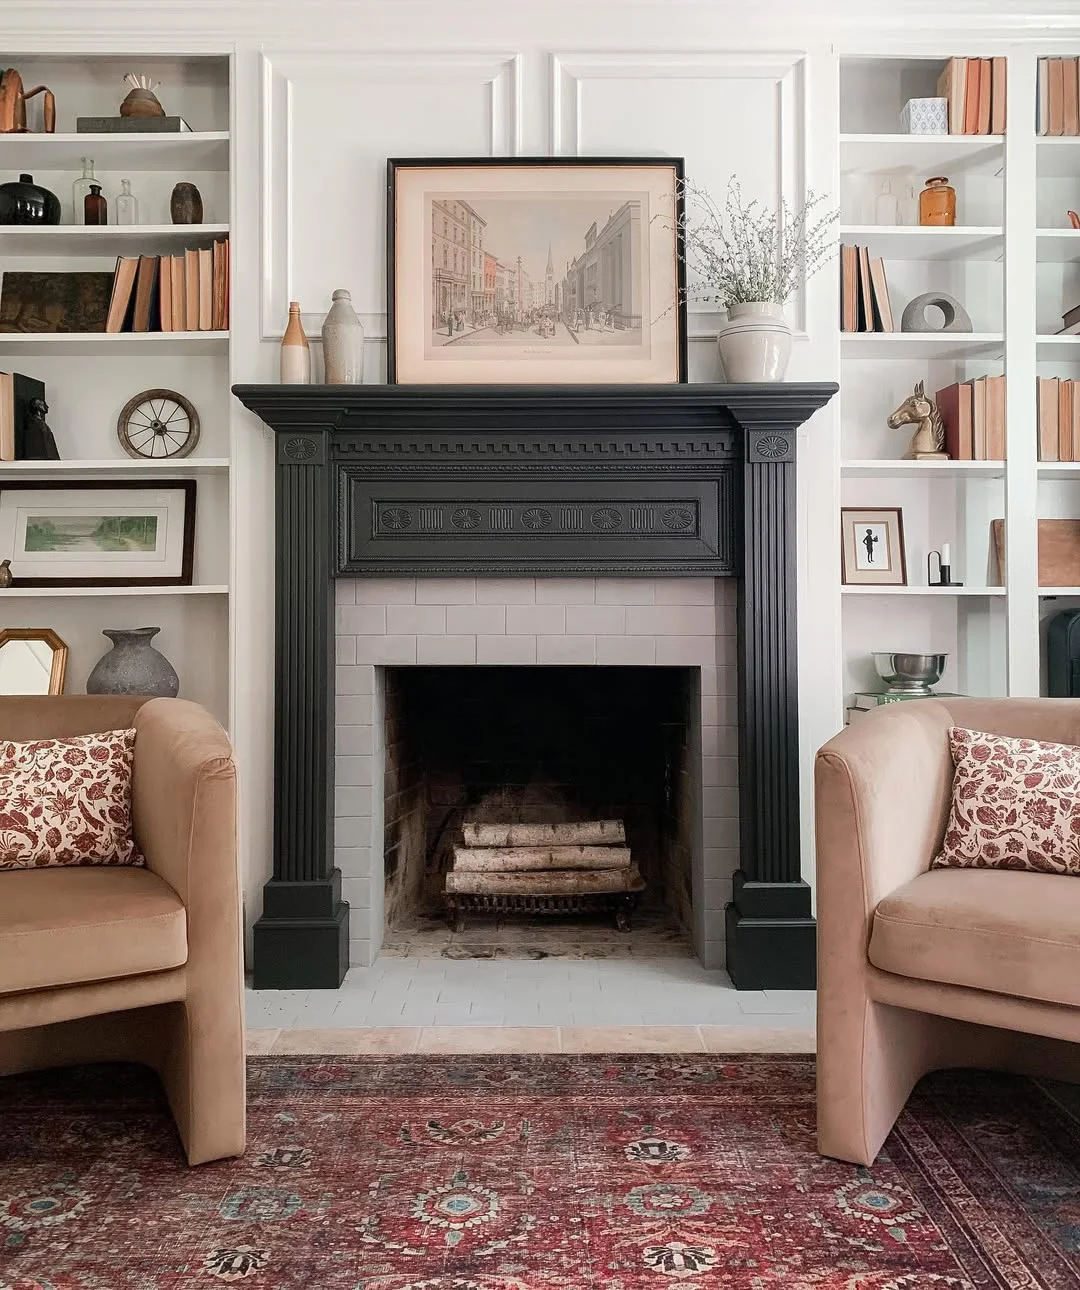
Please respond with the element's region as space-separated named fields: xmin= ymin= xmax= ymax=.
xmin=116 ymin=388 xmax=200 ymax=460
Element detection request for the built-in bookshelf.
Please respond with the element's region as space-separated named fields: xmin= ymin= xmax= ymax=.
xmin=836 ymin=49 xmax=1080 ymax=713
xmin=0 ymin=52 xmax=232 ymax=725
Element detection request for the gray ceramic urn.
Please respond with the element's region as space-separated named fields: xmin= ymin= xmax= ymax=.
xmin=86 ymin=627 xmax=179 ymax=697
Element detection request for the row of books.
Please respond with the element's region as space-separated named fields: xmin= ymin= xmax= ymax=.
xmin=1037 ymin=378 xmax=1080 ymax=462
xmin=839 ymin=245 xmax=893 ymax=333
xmin=0 ymin=372 xmax=45 ymax=461
xmin=936 ymin=57 xmax=1007 ymax=135
xmin=936 ymin=375 xmax=1007 ymax=461
xmin=1037 ymin=58 xmax=1080 ymax=136
xmin=845 ymin=692 xmax=962 ymax=724
xmin=105 ymin=238 xmax=229 ymax=334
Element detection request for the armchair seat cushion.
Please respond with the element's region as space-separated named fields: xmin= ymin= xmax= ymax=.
xmin=868 ymin=867 xmax=1080 ymax=1008
xmin=0 ymin=867 xmax=186 ymax=995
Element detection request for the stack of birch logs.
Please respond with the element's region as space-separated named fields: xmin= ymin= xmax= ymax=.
xmin=445 ymin=819 xmax=645 ymax=899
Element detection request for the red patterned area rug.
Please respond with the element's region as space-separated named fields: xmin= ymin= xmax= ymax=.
xmin=2 ymin=1054 xmax=1080 ymax=1288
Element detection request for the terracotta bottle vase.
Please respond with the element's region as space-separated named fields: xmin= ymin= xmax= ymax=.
xmin=280 ymin=302 xmax=311 ymax=384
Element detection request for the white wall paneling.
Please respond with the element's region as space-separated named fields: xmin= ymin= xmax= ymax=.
xmin=551 ymin=51 xmax=809 ymax=340
xmin=259 ymin=50 xmax=522 ymax=343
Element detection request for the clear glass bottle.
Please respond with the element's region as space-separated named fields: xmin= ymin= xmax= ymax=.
xmin=899 ymin=173 xmax=920 ymax=226
xmin=874 ymin=179 xmax=899 ymax=226
xmin=72 ymin=157 xmax=97 ymax=224
xmin=919 ymin=176 xmax=956 ymax=227
xmin=115 ymin=178 xmax=139 ymax=225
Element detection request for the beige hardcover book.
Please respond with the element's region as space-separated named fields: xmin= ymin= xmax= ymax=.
xmin=171 ymin=255 xmax=185 ymax=330
xmin=1065 ymin=58 xmax=1080 ymax=135
xmin=1060 ymin=378 xmax=1074 ymax=462
xmin=1050 ymin=57 xmax=1066 ymax=136
xmin=198 ymin=247 xmax=212 ymax=330
xmin=936 ymin=57 xmax=967 ymax=135
xmin=868 ymin=257 xmax=894 ymax=332
xmin=972 ymin=375 xmax=987 ymax=459
xmin=158 ymin=253 xmax=173 ymax=333
xmin=991 ymin=56 xmax=1007 ymax=134
xmin=184 ymin=248 xmax=199 ymax=333
xmin=1038 ymin=376 xmax=1060 ymax=461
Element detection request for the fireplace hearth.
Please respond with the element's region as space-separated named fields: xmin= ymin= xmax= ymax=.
xmin=233 ymin=381 xmax=837 ymax=989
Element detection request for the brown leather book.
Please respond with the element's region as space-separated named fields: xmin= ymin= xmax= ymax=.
xmin=963 ymin=57 xmax=980 ymax=134
xmin=1038 ymin=376 xmax=1060 ymax=461
xmin=984 ymin=374 xmax=1006 ymax=460
xmin=1060 ymin=378 xmax=1074 ymax=462
xmin=171 ymin=255 xmax=185 ymax=330
xmin=198 ymin=247 xmax=212 ymax=330
xmin=1064 ymin=58 xmax=1079 ymax=135
xmin=936 ymin=381 xmax=973 ymax=460
xmin=991 ymin=57 xmax=1007 ymax=134
xmin=0 ymin=372 xmax=13 ymax=462
xmin=1050 ymin=58 xmax=1065 ymax=136
xmin=976 ymin=59 xmax=992 ymax=134
xmin=131 ymin=255 xmax=159 ymax=332
xmin=212 ymin=238 xmax=228 ymax=331
xmin=1072 ymin=380 xmax=1080 ymax=462
xmin=184 ymin=249 xmax=199 ymax=333
xmin=840 ymin=244 xmax=858 ymax=333
xmin=105 ymin=255 xmax=139 ymax=332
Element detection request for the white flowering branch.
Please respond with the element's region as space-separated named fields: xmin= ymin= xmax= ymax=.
xmin=667 ymin=176 xmax=838 ymax=309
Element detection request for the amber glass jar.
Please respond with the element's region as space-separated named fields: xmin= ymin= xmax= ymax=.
xmin=919 ymin=176 xmax=956 ymax=227
xmin=83 ymin=182 xmax=107 ymax=226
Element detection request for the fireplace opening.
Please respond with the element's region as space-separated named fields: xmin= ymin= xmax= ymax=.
xmin=381 ymin=666 xmax=701 ymax=957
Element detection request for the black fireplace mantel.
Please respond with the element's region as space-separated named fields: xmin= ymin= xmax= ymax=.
xmin=233 ymin=382 xmax=836 ymax=990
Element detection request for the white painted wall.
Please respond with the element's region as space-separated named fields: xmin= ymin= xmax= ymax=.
xmin=7 ymin=0 xmax=1073 ymax=950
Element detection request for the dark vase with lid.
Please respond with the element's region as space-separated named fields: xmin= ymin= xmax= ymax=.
xmin=0 ymin=173 xmax=61 ymax=225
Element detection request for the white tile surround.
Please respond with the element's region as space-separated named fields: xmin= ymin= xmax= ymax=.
xmin=335 ymin=577 xmax=740 ymax=968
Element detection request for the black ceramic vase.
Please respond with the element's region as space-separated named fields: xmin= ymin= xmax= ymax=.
xmin=169 ymin=181 xmax=203 ymax=225
xmin=0 ymin=173 xmax=61 ymax=225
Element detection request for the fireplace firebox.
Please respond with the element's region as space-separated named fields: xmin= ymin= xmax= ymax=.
xmin=233 ymin=381 xmax=837 ymax=989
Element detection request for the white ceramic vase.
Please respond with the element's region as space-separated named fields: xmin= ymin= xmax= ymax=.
xmin=717 ymin=302 xmax=792 ymax=382
xmin=321 ymin=288 xmax=365 ymax=384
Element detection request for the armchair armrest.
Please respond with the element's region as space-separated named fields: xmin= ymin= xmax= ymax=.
xmin=130 ymin=699 xmax=240 ymax=995
xmin=815 ymin=700 xmax=955 ymax=959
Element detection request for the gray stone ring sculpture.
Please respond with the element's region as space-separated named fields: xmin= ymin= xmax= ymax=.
xmin=900 ymin=291 xmax=973 ymax=333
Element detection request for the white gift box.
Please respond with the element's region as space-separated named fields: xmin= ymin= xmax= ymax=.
xmin=900 ymin=97 xmax=949 ymax=135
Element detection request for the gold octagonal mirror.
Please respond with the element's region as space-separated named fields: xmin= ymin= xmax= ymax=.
xmin=0 ymin=628 xmax=68 ymax=695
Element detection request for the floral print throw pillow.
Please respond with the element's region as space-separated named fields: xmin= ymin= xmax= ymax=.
xmin=0 ymin=728 xmax=143 ymax=869
xmin=933 ymin=726 xmax=1080 ymax=874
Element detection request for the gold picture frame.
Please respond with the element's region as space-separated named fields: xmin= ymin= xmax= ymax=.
xmin=0 ymin=626 xmax=68 ymax=694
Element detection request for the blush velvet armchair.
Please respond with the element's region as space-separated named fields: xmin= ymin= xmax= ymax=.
xmin=0 ymin=695 xmax=245 ymax=1165
xmin=815 ymin=697 xmax=1080 ymax=1166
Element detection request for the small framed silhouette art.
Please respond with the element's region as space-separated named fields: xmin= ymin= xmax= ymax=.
xmin=841 ymin=507 xmax=907 ymax=587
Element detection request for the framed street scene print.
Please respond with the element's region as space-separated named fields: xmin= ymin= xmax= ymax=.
xmin=387 ymin=157 xmax=687 ymax=385
xmin=841 ymin=507 xmax=907 ymax=586
xmin=0 ymin=480 xmax=195 ymax=587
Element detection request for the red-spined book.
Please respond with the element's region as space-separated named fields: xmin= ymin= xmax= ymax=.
xmin=937 ymin=381 xmax=973 ymax=460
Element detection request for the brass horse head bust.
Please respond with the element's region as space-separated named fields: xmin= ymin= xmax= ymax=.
xmin=0 ymin=69 xmax=56 ymax=134
xmin=886 ymin=380 xmax=947 ymax=461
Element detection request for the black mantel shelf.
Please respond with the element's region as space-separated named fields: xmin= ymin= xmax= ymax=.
xmin=233 ymin=381 xmax=837 ymax=990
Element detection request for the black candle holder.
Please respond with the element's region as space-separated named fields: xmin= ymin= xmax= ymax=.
xmin=928 ymin=550 xmax=964 ymax=587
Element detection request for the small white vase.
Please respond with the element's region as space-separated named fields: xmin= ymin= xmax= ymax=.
xmin=717 ymin=302 xmax=792 ymax=383
xmin=321 ymin=288 xmax=365 ymax=384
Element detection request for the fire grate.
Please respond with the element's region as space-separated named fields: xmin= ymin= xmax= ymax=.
xmin=445 ymin=889 xmax=643 ymax=934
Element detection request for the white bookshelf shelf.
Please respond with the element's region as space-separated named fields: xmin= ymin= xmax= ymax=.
xmin=1038 ymin=462 xmax=1080 ymax=478
xmin=1040 ymin=588 xmax=1080 ymax=597
xmin=840 ymin=133 xmax=1003 ymax=174
xmin=839 ymin=225 xmax=1003 ymax=260
xmin=841 ymin=459 xmax=1005 ymax=478
xmin=841 ymin=586 xmax=1006 ymax=597
xmin=0 ymin=331 xmax=229 ymax=356
xmin=0 ymin=584 xmax=229 ymax=598
xmin=842 ymin=332 xmax=1004 ymax=360
xmin=0 ymin=132 xmax=230 ymax=172
xmin=1036 ymin=229 xmax=1080 ymax=263
xmin=1037 ymin=334 xmax=1080 ymax=361
xmin=0 ymin=458 xmax=230 ymax=475
xmin=0 ymin=224 xmax=229 ymax=258
xmin=1036 ymin=136 xmax=1080 ymax=178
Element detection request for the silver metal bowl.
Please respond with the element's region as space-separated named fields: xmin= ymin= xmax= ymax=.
xmin=872 ymin=651 xmax=949 ymax=695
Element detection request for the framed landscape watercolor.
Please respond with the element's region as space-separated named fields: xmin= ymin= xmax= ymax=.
xmin=0 ymin=481 xmax=195 ymax=587
xmin=840 ymin=507 xmax=907 ymax=587
xmin=387 ymin=157 xmax=687 ymax=385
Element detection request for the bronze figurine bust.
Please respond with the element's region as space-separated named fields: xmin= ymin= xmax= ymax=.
xmin=22 ymin=396 xmax=59 ymax=460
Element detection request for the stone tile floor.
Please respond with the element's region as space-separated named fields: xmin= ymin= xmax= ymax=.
xmin=246 ymin=955 xmax=816 ymax=1055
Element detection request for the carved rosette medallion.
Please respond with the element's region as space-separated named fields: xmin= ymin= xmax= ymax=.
xmin=748 ymin=431 xmax=793 ymax=463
